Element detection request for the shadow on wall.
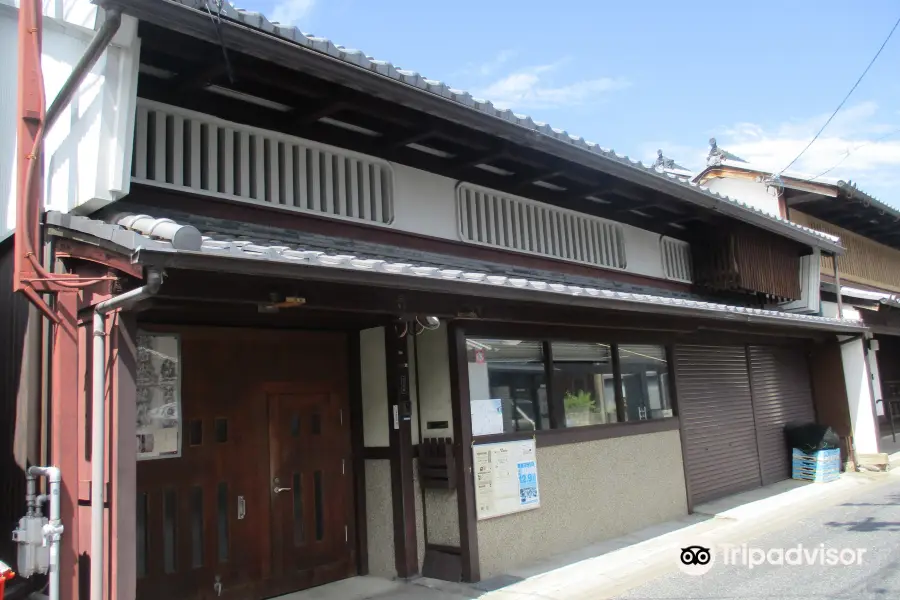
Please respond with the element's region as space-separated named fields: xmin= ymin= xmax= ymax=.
xmin=43 ymin=31 xmax=106 ymax=213
xmin=0 ymin=239 xmax=34 ymax=570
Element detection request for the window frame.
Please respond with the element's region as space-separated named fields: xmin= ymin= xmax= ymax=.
xmin=464 ymin=328 xmax=679 ymax=448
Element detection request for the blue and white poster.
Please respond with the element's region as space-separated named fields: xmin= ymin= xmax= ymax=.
xmin=473 ymin=438 xmax=540 ymax=519
xmin=517 ymin=460 xmax=539 ymax=505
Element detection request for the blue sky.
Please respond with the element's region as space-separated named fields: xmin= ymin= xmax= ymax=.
xmin=243 ymin=0 xmax=900 ymax=207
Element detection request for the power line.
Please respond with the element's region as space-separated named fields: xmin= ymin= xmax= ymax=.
xmin=778 ymin=13 xmax=900 ymax=175
xmin=806 ymin=127 xmax=900 ymax=182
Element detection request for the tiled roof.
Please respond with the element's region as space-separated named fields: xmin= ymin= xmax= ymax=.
xmin=159 ymin=0 xmax=842 ymax=251
xmin=45 ymin=211 xmax=864 ymax=331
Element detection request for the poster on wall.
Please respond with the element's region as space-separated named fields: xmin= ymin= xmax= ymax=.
xmin=136 ymin=333 xmax=182 ymax=461
xmin=470 ymin=398 xmax=504 ymax=437
xmin=472 ymin=438 xmax=540 ymax=520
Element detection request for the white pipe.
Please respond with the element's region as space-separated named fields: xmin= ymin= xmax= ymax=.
xmin=28 ymin=466 xmax=61 ymax=600
xmin=90 ymin=271 xmax=162 ymax=600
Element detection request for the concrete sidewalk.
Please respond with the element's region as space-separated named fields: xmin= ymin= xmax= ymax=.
xmin=277 ymin=464 xmax=900 ymax=600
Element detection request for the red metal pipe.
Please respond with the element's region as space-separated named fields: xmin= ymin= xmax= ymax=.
xmin=15 ymin=1 xmax=125 ymax=320
xmin=15 ymin=0 xmax=47 ymax=295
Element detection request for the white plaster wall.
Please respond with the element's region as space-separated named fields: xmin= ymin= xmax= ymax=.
xmin=821 ymin=300 xmax=862 ymax=322
xmin=361 ymin=327 xmax=389 ymax=447
xmin=621 ymin=225 xmax=666 ymax=279
xmin=0 ymin=0 xmax=140 ymax=240
xmin=840 ymin=337 xmax=879 ymax=454
xmin=414 ymin=326 xmax=454 ymax=440
xmin=381 ymin=162 xmax=675 ymax=281
xmin=476 ymin=430 xmax=688 ymax=580
xmin=703 ymin=177 xmax=781 ymax=217
xmin=390 ymin=163 xmax=459 ymax=239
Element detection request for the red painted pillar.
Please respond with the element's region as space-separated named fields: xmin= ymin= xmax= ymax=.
xmin=51 ymin=290 xmax=80 ymax=600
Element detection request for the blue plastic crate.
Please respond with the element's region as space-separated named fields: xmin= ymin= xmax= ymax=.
xmin=791 ymin=448 xmax=841 ymax=482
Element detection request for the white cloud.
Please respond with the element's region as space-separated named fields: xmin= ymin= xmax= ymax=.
xmin=270 ymin=0 xmax=315 ymax=25
xmin=473 ymin=62 xmax=629 ymax=111
xmin=649 ymin=102 xmax=900 ymax=206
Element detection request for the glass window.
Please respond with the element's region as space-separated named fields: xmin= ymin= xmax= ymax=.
xmin=618 ymin=345 xmax=672 ymax=421
xmin=467 ymin=339 xmax=549 ymax=434
xmin=551 ymin=342 xmax=618 ymax=427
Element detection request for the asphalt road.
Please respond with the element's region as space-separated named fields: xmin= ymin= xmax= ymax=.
xmin=617 ymin=478 xmax=900 ymax=600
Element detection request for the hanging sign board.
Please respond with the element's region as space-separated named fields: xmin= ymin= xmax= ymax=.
xmin=472 ymin=438 xmax=540 ymax=520
xmin=136 ymin=333 xmax=182 ymax=461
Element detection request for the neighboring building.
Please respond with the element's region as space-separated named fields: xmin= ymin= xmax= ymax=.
xmin=694 ymin=140 xmax=900 ymax=456
xmin=1 ymin=2 xmax=873 ymax=600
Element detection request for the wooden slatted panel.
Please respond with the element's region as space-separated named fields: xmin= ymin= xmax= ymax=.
xmin=456 ymin=182 xmax=630 ymax=270
xmin=675 ymin=345 xmax=762 ymax=505
xmin=132 ymin=99 xmax=393 ymax=225
xmin=748 ymin=345 xmax=817 ymax=485
xmin=793 ymin=210 xmax=900 ymax=293
xmin=661 ymin=237 xmax=693 ymax=283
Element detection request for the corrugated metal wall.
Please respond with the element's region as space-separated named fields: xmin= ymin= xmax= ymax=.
xmin=675 ymin=345 xmax=762 ymax=505
xmin=0 ymin=237 xmax=34 ymax=568
xmin=748 ymin=346 xmax=816 ymax=485
xmin=676 ymin=343 xmax=818 ymax=505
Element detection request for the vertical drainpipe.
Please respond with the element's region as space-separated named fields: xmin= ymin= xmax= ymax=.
xmin=832 ymin=252 xmax=844 ymax=319
xmin=90 ymin=269 xmax=162 ymax=600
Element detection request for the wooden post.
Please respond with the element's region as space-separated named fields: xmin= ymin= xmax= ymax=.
xmin=447 ymin=323 xmax=480 ymax=582
xmin=833 ymin=253 xmax=844 ymax=319
xmin=385 ymin=319 xmax=418 ymax=578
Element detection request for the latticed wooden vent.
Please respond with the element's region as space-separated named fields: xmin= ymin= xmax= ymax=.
xmin=456 ymin=182 xmax=627 ymax=270
xmin=693 ymin=225 xmax=802 ymax=301
xmin=132 ymin=99 xmax=393 ymax=225
xmin=661 ymin=237 xmax=693 ymax=283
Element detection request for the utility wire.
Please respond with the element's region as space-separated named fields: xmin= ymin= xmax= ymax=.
xmin=778 ymin=13 xmax=900 ymax=175
xmin=805 ymin=127 xmax=900 ymax=183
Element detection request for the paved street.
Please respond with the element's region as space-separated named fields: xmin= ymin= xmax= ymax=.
xmin=617 ymin=478 xmax=900 ymax=600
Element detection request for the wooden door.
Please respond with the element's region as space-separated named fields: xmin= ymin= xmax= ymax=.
xmin=266 ymin=383 xmax=355 ymax=596
xmin=136 ymin=329 xmax=356 ymax=600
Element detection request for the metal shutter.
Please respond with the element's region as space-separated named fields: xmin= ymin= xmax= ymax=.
xmin=748 ymin=346 xmax=816 ymax=485
xmin=675 ymin=345 xmax=762 ymax=505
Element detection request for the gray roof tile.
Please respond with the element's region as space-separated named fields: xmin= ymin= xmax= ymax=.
xmin=45 ymin=210 xmax=861 ymax=330
xmin=170 ymin=0 xmax=840 ymax=249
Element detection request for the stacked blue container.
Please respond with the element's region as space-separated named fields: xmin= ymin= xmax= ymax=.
xmin=791 ymin=448 xmax=841 ymax=482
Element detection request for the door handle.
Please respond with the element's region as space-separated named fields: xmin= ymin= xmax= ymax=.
xmin=273 ymin=486 xmax=291 ymax=494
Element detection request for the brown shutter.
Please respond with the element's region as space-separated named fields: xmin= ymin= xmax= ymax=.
xmin=675 ymin=345 xmax=762 ymax=505
xmin=748 ymin=346 xmax=817 ymax=485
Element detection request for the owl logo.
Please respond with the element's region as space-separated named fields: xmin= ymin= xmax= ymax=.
xmin=677 ymin=545 xmax=715 ymax=575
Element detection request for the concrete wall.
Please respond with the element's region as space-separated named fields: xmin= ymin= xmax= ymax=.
xmin=840 ymin=337 xmax=879 ymax=454
xmin=476 ymin=429 xmax=687 ymax=580
xmin=364 ymin=459 xmax=395 ymax=576
xmin=0 ymin=0 xmax=140 ymax=240
xmin=703 ymin=177 xmax=781 ymax=217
